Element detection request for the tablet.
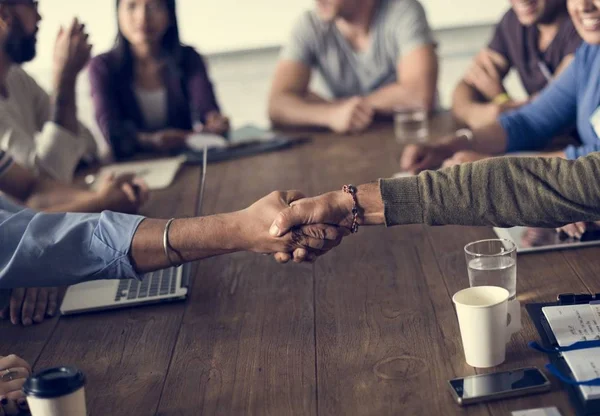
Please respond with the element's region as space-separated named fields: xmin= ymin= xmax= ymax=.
xmin=493 ymin=227 xmax=600 ymax=253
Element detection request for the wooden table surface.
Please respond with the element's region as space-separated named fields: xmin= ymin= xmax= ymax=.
xmin=4 ymin=113 xmax=594 ymax=416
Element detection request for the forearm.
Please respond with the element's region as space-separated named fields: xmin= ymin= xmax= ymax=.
xmin=25 ymin=178 xmax=101 ymax=212
xmin=51 ymin=77 xmax=79 ymax=135
xmin=452 ymin=82 xmax=487 ymax=125
xmin=130 ymin=214 xmax=246 ymax=272
xmin=268 ymin=92 xmax=335 ymax=128
xmin=365 ymin=82 xmax=435 ymax=114
xmin=379 ymin=153 xmax=600 ymax=228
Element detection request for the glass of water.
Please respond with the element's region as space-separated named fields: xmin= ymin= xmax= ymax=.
xmin=394 ymin=107 xmax=429 ymax=145
xmin=464 ymin=239 xmax=517 ymax=300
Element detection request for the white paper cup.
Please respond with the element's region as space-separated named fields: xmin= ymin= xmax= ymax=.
xmin=453 ymin=286 xmax=521 ymax=368
xmin=23 ymin=367 xmax=87 ymax=416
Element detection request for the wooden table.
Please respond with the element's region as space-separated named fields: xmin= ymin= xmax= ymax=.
xmin=4 ymin=113 xmax=594 ymax=415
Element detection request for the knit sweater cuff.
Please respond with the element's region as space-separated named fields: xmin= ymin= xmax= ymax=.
xmin=379 ymin=177 xmax=423 ymax=226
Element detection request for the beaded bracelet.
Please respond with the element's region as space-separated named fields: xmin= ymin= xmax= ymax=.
xmin=342 ymin=184 xmax=359 ymax=234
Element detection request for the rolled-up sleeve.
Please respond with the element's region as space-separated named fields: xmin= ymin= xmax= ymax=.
xmin=0 ymin=203 xmax=145 ymax=288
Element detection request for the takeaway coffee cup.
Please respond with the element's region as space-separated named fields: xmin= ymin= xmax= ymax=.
xmin=23 ymin=366 xmax=86 ymax=416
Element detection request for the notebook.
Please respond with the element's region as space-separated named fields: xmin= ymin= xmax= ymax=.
xmin=542 ymin=304 xmax=600 ymax=399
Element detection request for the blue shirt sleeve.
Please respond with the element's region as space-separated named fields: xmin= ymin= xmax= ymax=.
xmin=0 ymin=200 xmax=145 ymax=288
xmin=499 ymin=58 xmax=578 ymax=153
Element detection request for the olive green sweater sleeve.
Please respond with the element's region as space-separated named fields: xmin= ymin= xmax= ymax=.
xmin=379 ymin=153 xmax=600 ymax=227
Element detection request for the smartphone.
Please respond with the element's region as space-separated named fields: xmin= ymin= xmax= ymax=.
xmin=448 ymin=367 xmax=551 ymax=406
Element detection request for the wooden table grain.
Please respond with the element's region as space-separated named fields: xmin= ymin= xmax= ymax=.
xmin=4 ymin=113 xmax=587 ymax=416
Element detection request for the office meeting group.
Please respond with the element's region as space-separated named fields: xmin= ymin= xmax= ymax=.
xmin=2 ymin=0 xmax=600 ymax=412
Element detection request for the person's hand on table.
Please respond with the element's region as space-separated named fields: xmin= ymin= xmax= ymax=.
xmin=1 ymin=287 xmax=67 ymax=326
xmin=400 ymin=141 xmax=455 ymax=174
xmin=141 ymin=129 xmax=191 ymax=152
xmin=200 ymin=111 xmax=230 ymax=136
xmin=235 ymin=191 xmax=350 ymax=264
xmin=95 ymin=173 xmax=149 ymax=214
xmin=557 ymin=221 xmax=600 ymax=239
xmin=0 ymin=355 xmax=32 ymax=415
xmin=329 ymin=97 xmax=374 ymax=134
xmin=441 ymin=151 xmax=491 ymax=168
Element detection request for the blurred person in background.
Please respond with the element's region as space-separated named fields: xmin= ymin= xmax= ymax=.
xmin=0 ymin=0 xmax=98 ymax=183
xmin=452 ymin=0 xmax=581 ymax=129
xmin=268 ymin=0 xmax=438 ymax=134
xmin=89 ymin=0 xmax=229 ymax=161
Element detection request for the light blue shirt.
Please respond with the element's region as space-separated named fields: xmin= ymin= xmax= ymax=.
xmin=0 ymin=194 xmax=145 ymax=289
xmin=499 ymin=42 xmax=600 ymax=159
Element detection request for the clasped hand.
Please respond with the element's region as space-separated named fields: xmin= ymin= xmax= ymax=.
xmin=241 ymin=190 xmax=355 ymax=263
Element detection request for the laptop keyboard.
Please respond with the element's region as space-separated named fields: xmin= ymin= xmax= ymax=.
xmin=115 ymin=267 xmax=179 ymax=302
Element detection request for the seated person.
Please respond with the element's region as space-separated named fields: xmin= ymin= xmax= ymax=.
xmin=0 ymin=354 xmax=31 ymax=414
xmin=399 ymin=1 xmax=600 ymax=172
xmin=452 ymin=0 xmax=581 ymax=129
xmin=268 ymin=0 xmax=438 ymax=134
xmin=0 ymin=1 xmax=98 ymax=183
xmin=0 ymin=149 xmax=148 ymax=327
xmin=89 ymin=0 xmax=229 ymax=161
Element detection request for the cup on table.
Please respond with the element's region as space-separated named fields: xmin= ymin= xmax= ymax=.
xmin=393 ymin=107 xmax=429 ymax=145
xmin=464 ymin=238 xmax=521 ymax=342
xmin=23 ymin=366 xmax=87 ymax=416
xmin=453 ymin=286 xmax=521 ymax=368
xmin=464 ymin=239 xmax=517 ymax=300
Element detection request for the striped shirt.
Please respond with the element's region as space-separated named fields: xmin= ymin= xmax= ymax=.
xmin=0 ymin=150 xmax=12 ymax=177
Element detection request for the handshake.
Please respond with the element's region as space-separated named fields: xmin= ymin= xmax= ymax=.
xmin=232 ymin=183 xmax=383 ymax=263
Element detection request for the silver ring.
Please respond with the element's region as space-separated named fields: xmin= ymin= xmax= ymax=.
xmin=1 ymin=368 xmax=16 ymax=382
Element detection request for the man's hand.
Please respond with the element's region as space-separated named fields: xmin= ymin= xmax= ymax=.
xmin=557 ymin=221 xmax=600 ymax=239
xmin=464 ymin=49 xmax=506 ymax=101
xmin=0 ymin=354 xmax=32 ymax=414
xmin=202 ymin=111 xmax=230 ymax=136
xmin=400 ymin=142 xmax=456 ymax=174
xmin=441 ymin=151 xmax=491 ymax=168
xmin=270 ymin=191 xmax=354 ymax=237
xmin=53 ymin=18 xmax=92 ymax=86
xmin=329 ymin=97 xmax=374 ymax=134
xmin=235 ymin=191 xmax=349 ymax=263
xmin=0 ymin=287 xmax=66 ymax=326
xmin=95 ymin=173 xmax=149 ymax=214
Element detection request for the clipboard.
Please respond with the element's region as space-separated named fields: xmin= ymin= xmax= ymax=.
xmin=527 ymin=297 xmax=600 ymax=416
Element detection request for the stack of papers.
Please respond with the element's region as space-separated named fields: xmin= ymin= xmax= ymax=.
xmin=543 ymin=304 xmax=600 ymax=399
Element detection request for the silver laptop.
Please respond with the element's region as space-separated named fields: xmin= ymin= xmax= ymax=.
xmin=493 ymin=226 xmax=600 ymax=253
xmin=61 ymin=147 xmax=208 ymax=315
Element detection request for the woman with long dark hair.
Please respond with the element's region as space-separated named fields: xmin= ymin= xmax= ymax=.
xmin=89 ymin=0 xmax=229 ymax=160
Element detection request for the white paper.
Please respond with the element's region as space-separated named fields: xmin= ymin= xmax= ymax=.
xmin=512 ymin=407 xmax=561 ymax=416
xmin=543 ymin=304 xmax=600 ymax=346
xmin=91 ymin=156 xmax=185 ymax=191
xmin=543 ymin=304 xmax=600 ymax=399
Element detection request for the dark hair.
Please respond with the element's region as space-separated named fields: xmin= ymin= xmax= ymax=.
xmin=113 ymin=0 xmax=183 ymax=78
